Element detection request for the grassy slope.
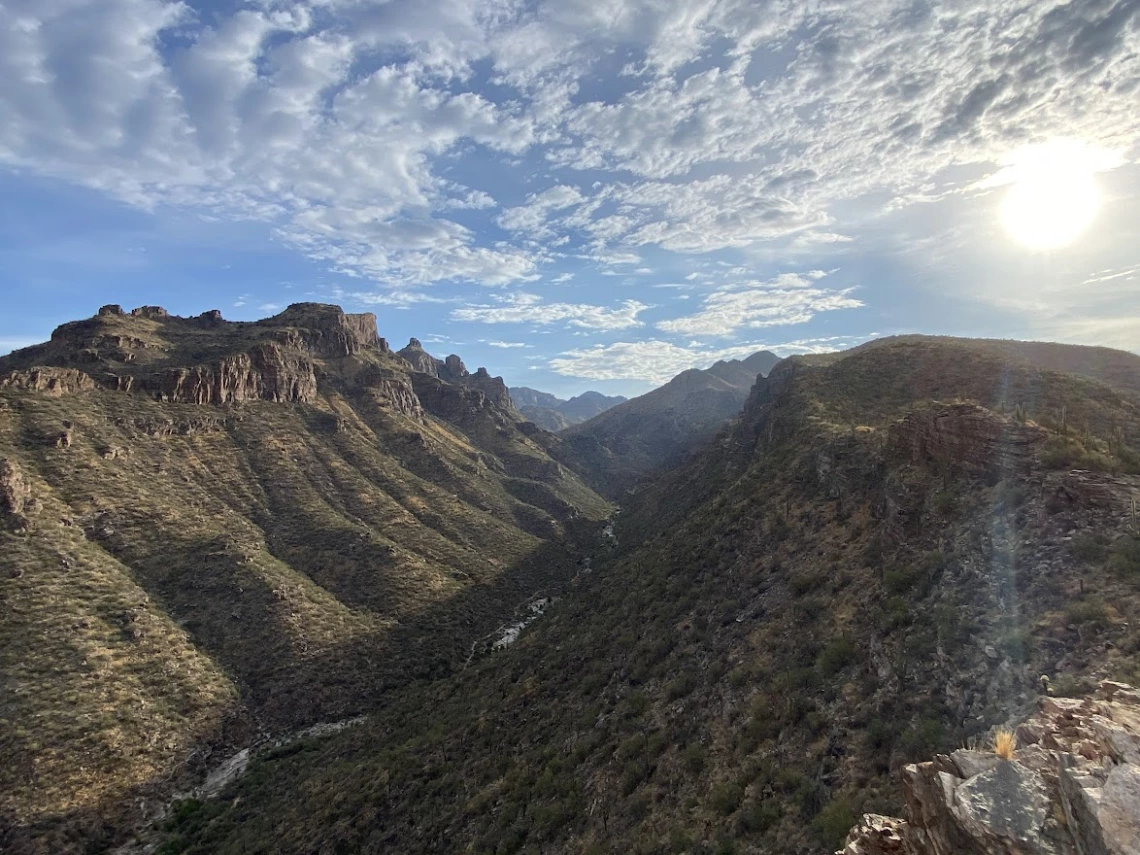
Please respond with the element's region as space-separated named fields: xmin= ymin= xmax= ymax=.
xmin=0 ymin=307 xmax=610 ymax=852
xmin=156 ymin=338 xmax=1140 ymax=855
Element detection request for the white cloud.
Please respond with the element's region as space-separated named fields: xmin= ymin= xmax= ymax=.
xmin=3 ymin=0 xmax=1140 ymax=317
xmin=549 ymin=334 xmax=879 ymax=383
xmin=484 ymin=340 xmax=532 ymax=348
xmin=656 ymin=272 xmax=864 ymax=337
xmin=337 ymin=289 xmax=458 ymax=308
xmin=452 ymin=292 xmax=648 ymax=330
xmin=497 ymin=185 xmax=585 ymax=236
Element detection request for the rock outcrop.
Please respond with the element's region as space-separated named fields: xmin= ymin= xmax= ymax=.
xmin=1 ymin=368 xmax=95 ymax=396
xmin=0 ymin=458 xmax=31 ymax=519
xmin=889 ymin=402 xmax=1047 ymax=478
xmin=259 ymin=303 xmax=388 ymax=357
xmin=397 ymin=340 xmax=514 ymax=410
xmin=144 ymin=344 xmax=318 ymax=405
xmin=356 ymin=366 xmax=425 ymax=419
xmin=840 ymin=681 xmax=1140 ymax=855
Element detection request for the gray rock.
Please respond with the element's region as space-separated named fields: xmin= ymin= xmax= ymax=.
xmin=951 ymin=749 xmax=1003 ymax=780
xmin=953 ymin=761 xmax=1057 ymax=854
xmin=1099 ymin=764 xmax=1140 ymax=855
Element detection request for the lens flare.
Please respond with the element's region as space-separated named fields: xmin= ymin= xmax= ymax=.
xmin=1000 ymin=140 xmax=1103 ymax=250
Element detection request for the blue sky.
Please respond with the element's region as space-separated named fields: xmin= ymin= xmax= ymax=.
xmin=2 ymin=0 xmax=1138 ymax=398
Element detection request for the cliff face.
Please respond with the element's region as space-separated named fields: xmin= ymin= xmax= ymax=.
xmin=397 ymin=339 xmax=515 ymax=410
xmin=145 ymin=344 xmax=319 ymax=405
xmin=888 ymin=403 xmax=1048 ymax=478
xmin=842 ymin=681 xmax=1140 ymax=855
xmin=259 ymin=303 xmax=388 ymax=357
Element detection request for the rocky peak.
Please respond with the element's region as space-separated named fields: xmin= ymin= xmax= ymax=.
xmin=260 ymin=303 xmax=387 ymax=357
xmin=130 ymin=306 xmax=170 ymax=319
xmin=840 ymin=681 xmax=1140 ymax=855
xmin=405 ymin=337 xmax=423 ymax=349
xmin=443 ymin=354 xmax=468 ymax=380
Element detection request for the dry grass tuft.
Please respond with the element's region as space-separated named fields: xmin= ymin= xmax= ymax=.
xmin=992 ymin=727 xmax=1016 ymax=759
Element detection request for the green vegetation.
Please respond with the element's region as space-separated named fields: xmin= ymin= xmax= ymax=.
xmin=7 ymin=329 xmax=1140 ymax=855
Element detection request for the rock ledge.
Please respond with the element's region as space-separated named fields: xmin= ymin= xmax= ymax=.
xmin=841 ymin=681 xmax=1140 ymax=855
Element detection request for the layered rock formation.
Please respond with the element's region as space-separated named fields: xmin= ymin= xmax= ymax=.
xmin=1 ymin=367 xmax=96 ymax=396
xmin=145 ymin=343 xmax=318 ymax=405
xmin=841 ymin=681 xmax=1140 ymax=855
xmin=397 ymin=338 xmax=514 ymax=410
xmin=889 ymin=402 xmax=1048 ymax=478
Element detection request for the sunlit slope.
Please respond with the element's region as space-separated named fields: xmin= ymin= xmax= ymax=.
xmin=0 ymin=304 xmax=609 ymax=851
xmin=160 ymin=337 xmax=1140 ymax=855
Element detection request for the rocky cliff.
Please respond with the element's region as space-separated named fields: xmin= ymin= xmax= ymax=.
xmin=841 ymin=681 xmax=1140 ymax=855
xmin=397 ymin=338 xmax=514 ymax=410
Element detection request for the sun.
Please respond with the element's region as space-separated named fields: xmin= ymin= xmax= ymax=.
xmin=999 ymin=140 xmax=1102 ymax=251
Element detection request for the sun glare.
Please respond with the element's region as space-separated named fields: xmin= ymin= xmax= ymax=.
xmin=999 ymin=140 xmax=1102 ymax=250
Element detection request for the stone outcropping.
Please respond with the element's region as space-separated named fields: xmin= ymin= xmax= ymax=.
xmin=397 ymin=339 xmax=514 ymax=411
xmin=0 ymin=458 xmax=31 ymax=518
xmin=1 ymin=368 xmax=95 ymax=396
xmin=889 ymin=402 xmax=1047 ymax=478
xmin=144 ymin=344 xmax=318 ymax=405
xmin=260 ymin=304 xmax=388 ymax=357
xmin=840 ymin=681 xmax=1140 ymax=855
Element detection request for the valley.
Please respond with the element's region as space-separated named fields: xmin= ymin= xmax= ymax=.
xmin=3 ymin=310 xmax=1140 ymax=855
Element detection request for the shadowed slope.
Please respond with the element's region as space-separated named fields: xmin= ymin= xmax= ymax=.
xmin=559 ymin=350 xmax=780 ymax=497
xmin=155 ymin=337 xmax=1140 ymax=855
xmin=0 ymin=304 xmax=609 ymax=852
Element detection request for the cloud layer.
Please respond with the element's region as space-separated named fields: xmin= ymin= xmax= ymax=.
xmin=3 ymin=0 xmax=1139 ymax=386
xmin=4 ymin=0 xmax=1138 ymax=288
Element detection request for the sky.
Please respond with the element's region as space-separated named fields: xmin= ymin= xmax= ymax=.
xmin=1 ymin=0 xmax=1138 ymax=398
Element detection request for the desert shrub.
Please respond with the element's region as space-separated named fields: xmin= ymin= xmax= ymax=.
xmin=883 ymin=596 xmax=911 ymax=630
xmin=812 ymin=798 xmax=858 ymax=850
xmin=709 ymin=781 xmax=744 ymax=815
xmin=1070 ymin=533 xmax=1109 ymax=564
xmin=666 ymin=672 xmax=697 ymax=701
xmin=817 ymin=636 xmax=857 ymax=675
xmin=897 ymin=717 xmax=946 ymax=762
xmin=1066 ymin=598 xmax=1109 ymax=629
xmin=1108 ymin=536 xmax=1140 ymax=578
xmin=934 ymin=604 xmax=966 ymax=648
xmin=1040 ymin=436 xmax=1112 ymax=471
xmin=998 ymin=626 xmax=1032 ymax=661
xmin=789 ymin=571 xmax=825 ymax=596
xmin=736 ymin=799 xmax=781 ymax=834
xmin=682 ymin=743 xmax=707 ymax=774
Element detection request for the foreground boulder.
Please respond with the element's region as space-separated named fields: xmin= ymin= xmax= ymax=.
xmin=841 ymin=681 xmax=1140 ymax=855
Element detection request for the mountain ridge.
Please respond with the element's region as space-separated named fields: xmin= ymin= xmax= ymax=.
xmin=509 ymin=386 xmax=628 ymax=432
xmin=558 ymin=348 xmax=781 ymax=497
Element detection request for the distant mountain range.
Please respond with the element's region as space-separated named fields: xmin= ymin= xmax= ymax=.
xmin=558 ymin=349 xmax=782 ymax=497
xmin=509 ymin=387 xmax=627 ymax=431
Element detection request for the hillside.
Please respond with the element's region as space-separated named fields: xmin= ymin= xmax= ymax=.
xmin=145 ymin=336 xmax=1140 ymax=855
xmin=0 ymin=304 xmax=610 ymax=853
xmin=560 ymin=349 xmax=780 ymax=497
xmin=510 ymin=387 xmax=627 ymax=432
